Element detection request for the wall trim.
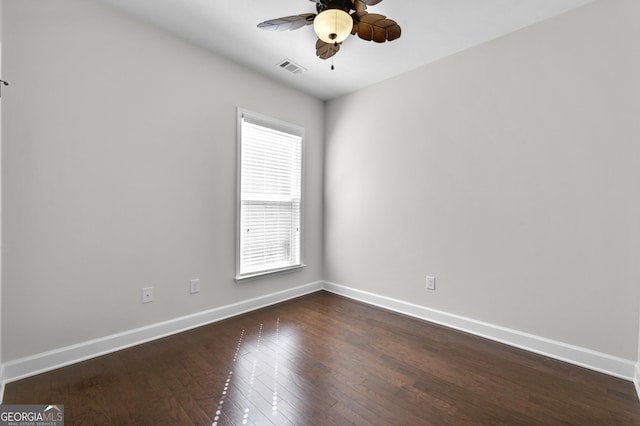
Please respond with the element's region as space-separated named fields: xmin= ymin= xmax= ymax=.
xmin=2 ymin=281 xmax=324 ymax=385
xmin=635 ymin=363 xmax=640 ymax=401
xmin=2 ymin=280 xmax=636 ymax=393
xmin=0 ymin=365 xmax=5 ymax=403
xmin=323 ymin=281 xmax=636 ymax=381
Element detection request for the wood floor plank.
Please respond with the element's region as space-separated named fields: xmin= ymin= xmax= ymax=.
xmin=4 ymin=291 xmax=640 ymax=425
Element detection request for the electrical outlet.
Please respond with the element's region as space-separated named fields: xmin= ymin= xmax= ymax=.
xmin=426 ymin=276 xmax=436 ymax=291
xmin=190 ymin=278 xmax=201 ymax=294
xmin=142 ymin=287 xmax=154 ymax=303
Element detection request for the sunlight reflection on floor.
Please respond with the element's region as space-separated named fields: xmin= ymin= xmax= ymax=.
xmin=214 ymin=317 xmax=299 ymax=425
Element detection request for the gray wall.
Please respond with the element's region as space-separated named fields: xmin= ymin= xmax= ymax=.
xmin=2 ymin=0 xmax=640 ymax=371
xmin=0 ymin=0 xmax=4 ymax=380
xmin=1 ymin=0 xmax=324 ymax=361
xmin=325 ymin=0 xmax=640 ymax=360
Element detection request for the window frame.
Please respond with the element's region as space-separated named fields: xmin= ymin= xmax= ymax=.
xmin=235 ymin=108 xmax=305 ymax=280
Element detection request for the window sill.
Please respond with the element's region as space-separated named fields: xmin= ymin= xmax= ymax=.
xmin=235 ymin=264 xmax=306 ymax=282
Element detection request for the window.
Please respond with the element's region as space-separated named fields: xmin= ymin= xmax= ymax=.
xmin=236 ymin=109 xmax=304 ymax=279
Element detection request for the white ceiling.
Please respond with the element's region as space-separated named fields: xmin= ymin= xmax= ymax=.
xmin=97 ymin=0 xmax=594 ymax=101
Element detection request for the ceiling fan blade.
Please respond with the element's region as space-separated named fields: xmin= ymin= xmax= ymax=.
xmin=316 ymin=39 xmax=341 ymax=60
xmin=354 ymin=13 xmax=401 ymax=42
xmin=257 ymin=14 xmax=315 ymax=31
xmin=353 ymin=0 xmax=368 ymax=14
xmin=361 ymin=0 xmax=383 ymax=5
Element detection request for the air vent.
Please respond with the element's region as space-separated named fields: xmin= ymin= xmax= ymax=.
xmin=277 ymin=59 xmax=305 ymax=75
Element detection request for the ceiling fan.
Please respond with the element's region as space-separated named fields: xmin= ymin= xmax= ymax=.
xmin=257 ymin=0 xmax=401 ymax=62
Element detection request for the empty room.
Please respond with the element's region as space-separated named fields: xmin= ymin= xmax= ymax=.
xmin=1 ymin=0 xmax=639 ymax=424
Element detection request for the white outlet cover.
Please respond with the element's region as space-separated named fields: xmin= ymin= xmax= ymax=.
xmin=190 ymin=278 xmax=201 ymax=294
xmin=426 ymin=276 xmax=436 ymax=290
xmin=142 ymin=287 xmax=154 ymax=303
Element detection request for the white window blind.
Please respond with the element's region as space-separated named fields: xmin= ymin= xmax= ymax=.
xmin=237 ymin=110 xmax=303 ymax=279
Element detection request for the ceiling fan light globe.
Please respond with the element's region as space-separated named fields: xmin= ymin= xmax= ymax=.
xmin=313 ymin=9 xmax=352 ymax=44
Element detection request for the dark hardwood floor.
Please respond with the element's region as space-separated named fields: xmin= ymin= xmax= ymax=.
xmin=4 ymin=291 xmax=640 ymax=425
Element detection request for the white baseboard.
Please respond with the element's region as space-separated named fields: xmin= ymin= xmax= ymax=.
xmin=323 ymin=281 xmax=636 ymax=381
xmin=0 ymin=364 xmax=5 ymax=403
xmin=2 ymin=279 xmax=636 ymax=393
xmin=2 ymin=281 xmax=324 ymax=385
xmin=634 ymin=363 xmax=640 ymax=400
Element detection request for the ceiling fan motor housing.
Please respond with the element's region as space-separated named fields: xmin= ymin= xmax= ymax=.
xmin=315 ymin=0 xmax=353 ymax=14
